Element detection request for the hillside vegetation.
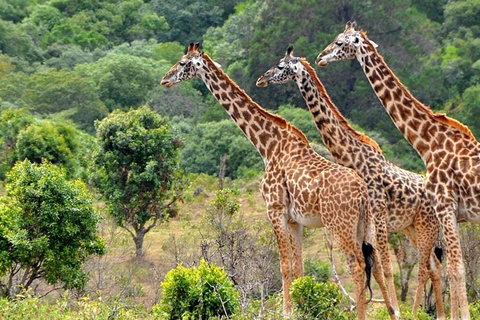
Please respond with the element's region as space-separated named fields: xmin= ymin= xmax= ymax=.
xmin=1 ymin=0 xmax=480 ymax=319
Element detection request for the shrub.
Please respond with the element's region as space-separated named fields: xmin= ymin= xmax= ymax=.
xmin=159 ymin=259 xmax=240 ymax=319
xmin=304 ymin=259 xmax=332 ymax=283
xmin=290 ymin=276 xmax=347 ymax=320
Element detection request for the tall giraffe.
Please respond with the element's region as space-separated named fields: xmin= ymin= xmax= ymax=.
xmin=317 ymin=21 xmax=480 ymax=320
xmin=256 ymin=46 xmax=445 ymax=319
xmin=161 ymin=43 xmax=383 ymax=319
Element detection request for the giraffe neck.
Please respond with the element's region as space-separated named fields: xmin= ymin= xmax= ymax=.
xmin=199 ymin=54 xmax=309 ymax=161
xmin=356 ymin=32 xmax=477 ymax=163
xmin=296 ymin=59 xmax=383 ymax=168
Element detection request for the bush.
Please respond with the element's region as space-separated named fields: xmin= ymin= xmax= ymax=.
xmin=304 ymin=259 xmax=332 ymax=283
xmin=290 ymin=276 xmax=347 ymax=320
xmin=158 ymin=259 xmax=240 ymax=319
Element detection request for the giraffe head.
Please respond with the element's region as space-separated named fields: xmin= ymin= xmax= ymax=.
xmin=161 ymin=42 xmax=205 ymax=88
xmin=256 ymin=46 xmax=302 ymax=87
xmin=315 ymin=21 xmax=377 ymax=66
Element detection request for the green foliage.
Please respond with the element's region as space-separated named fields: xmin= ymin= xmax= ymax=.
xmin=290 ymin=276 xmax=348 ymax=320
xmin=152 ymin=41 xmax=185 ymax=64
xmin=15 ymin=120 xmax=82 ymax=177
xmin=76 ymin=54 xmax=162 ymax=111
xmin=211 ymin=189 xmax=240 ymax=216
xmin=0 ymin=19 xmax=41 ymax=64
xmin=179 ymin=119 xmax=263 ymax=178
xmin=149 ymin=81 xmax=208 ymax=119
xmin=150 ymin=0 xmax=229 ymax=44
xmin=0 ymin=0 xmax=35 ymax=23
xmin=0 ymin=107 xmax=35 ymax=146
xmin=304 ymin=259 xmax=332 ymax=283
xmin=93 ymin=106 xmax=181 ymax=258
xmin=29 ymin=5 xmax=64 ymax=31
xmin=470 ymin=300 xmax=480 ymax=319
xmin=158 ymin=259 xmax=240 ymax=320
xmin=0 ymin=160 xmax=105 ymax=295
xmin=457 ymin=85 xmax=480 ymax=139
xmin=369 ymin=302 xmax=431 ymax=320
xmin=0 ymin=290 xmax=150 ymax=319
xmin=276 ymin=104 xmax=322 ymax=144
xmin=22 ymin=68 xmax=107 ymax=132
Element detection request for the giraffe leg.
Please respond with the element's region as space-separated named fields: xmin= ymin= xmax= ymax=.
xmin=335 ymin=234 xmax=367 ymax=320
xmin=269 ymin=209 xmax=293 ymax=315
xmin=404 ymin=226 xmax=432 ymax=317
xmin=375 ymin=220 xmax=400 ymax=317
xmin=406 ymin=212 xmax=446 ymax=320
xmin=371 ymin=245 xmax=398 ymax=320
xmin=288 ymin=222 xmax=304 ymax=279
xmin=430 ymin=252 xmax=446 ymax=320
xmin=436 ymin=203 xmax=469 ymax=320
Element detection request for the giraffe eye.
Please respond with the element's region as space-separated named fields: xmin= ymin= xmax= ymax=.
xmin=278 ymin=62 xmax=285 ymax=70
xmin=179 ymin=61 xmax=186 ymax=66
xmin=335 ymin=41 xmax=343 ymax=46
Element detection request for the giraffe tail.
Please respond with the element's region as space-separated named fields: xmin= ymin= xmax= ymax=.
xmin=434 ymin=246 xmax=443 ymax=262
xmin=360 ymin=197 xmax=375 ymax=303
xmin=362 ymin=241 xmax=374 ymax=302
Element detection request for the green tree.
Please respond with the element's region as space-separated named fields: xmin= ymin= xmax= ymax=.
xmin=0 ymin=107 xmax=36 ymax=178
xmin=14 ymin=120 xmax=83 ymax=178
xmin=179 ymin=119 xmax=263 ymax=178
xmin=0 ymin=0 xmax=36 ymax=23
xmin=0 ymin=19 xmax=41 ymax=65
xmin=0 ymin=160 xmax=105 ymax=297
xmin=457 ymin=85 xmax=480 ymax=139
xmin=93 ymin=106 xmax=182 ymax=260
xmin=22 ymin=68 xmax=108 ymax=132
xmin=75 ymin=53 xmax=161 ymax=112
xmin=150 ymin=0 xmax=231 ymax=44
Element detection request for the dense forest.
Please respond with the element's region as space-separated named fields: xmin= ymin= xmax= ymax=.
xmin=1 ymin=0 xmax=480 ymax=319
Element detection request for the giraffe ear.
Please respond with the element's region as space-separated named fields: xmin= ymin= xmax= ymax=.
xmin=369 ymin=40 xmax=378 ymax=48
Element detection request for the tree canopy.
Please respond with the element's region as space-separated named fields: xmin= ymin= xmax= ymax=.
xmin=93 ymin=106 xmax=182 ymax=259
xmin=0 ymin=160 xmax=104 ymax=297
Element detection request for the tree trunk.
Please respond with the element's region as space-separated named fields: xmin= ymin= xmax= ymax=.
xmin=134 ymin=230 xmax=146 ymax=261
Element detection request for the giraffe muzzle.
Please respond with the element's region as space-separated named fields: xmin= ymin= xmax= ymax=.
xmin=160 ymin=78 xmax=174 ymax=88
xmin=315 ymin=55 xmax=329 ymax=67
xmin=256 ymin=76 xmax=269 ymax=87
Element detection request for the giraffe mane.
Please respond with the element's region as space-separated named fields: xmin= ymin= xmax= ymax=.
xmin=360 ymin=31 xmax=477 ymax=141
xmin=300 ymin=58 xmax=383 ymax=154
xmin=203 ymin=53 xmax=309 ymax=144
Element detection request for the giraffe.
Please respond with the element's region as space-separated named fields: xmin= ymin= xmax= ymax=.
xmin=161 ymin=42 xmax=384 ymax=319
xmin=317 ymin=21 xmax=480 ymax=320
xmin=256 ymin=46 xmax=445 ymax=319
